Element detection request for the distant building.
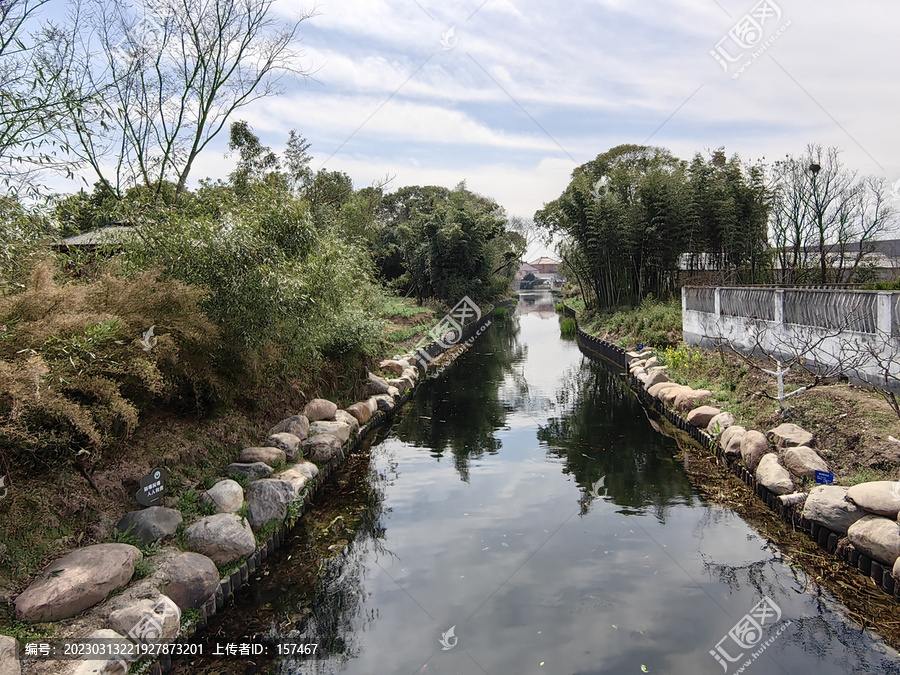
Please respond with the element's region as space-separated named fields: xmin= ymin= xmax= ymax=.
xmin=51 ymin=225 xmax=137 ymax=253
xmin=529 ymin=257 xmax=560 ymax=274
xmin=516 ymin=261 xmax=539 ymax=280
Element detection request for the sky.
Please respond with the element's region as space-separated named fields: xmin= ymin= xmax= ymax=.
xmin=47 ymin=0 xmax=900 ymax=261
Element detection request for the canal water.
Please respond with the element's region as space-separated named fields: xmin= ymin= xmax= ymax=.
xmin=185 ymin=290 xmax=900 ymax=674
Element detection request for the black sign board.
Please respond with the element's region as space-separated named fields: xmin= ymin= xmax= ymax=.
xmin=136 ymin=468 xmax=167 ymax=507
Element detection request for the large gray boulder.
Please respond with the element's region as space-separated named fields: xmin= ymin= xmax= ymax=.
xmin=847 ymin=481 xmax=900 ymax=518
xmin=265 ymin=433 xmax=302 ymax=461
xmin=246 ymin=479 xmax=295 ymax=531
xmin=116 ymin=507 xmax=182 ymax=545
xmin=108 ymin=594 xmax=181 ymax=641
xmin=272 ymin=468 xmax=309 ymax=499
xmin=309 ymin=420 xmax=351 ymax=443
xmin=292 ymin=461 xmax=319 ymax=480
xmin=687 ymin=406 xmax=721 ymax=428
xmin=644 ymin=370 xmax=669 ymax=389
xmin=755 ymin=454 xmax=794 ymax=495
xmin=237 ymin=446 xmax=285 ymax=466
xmin=302 ymin=398 xmax=338 ymax=422
xmin=333 ymin=410 xmax=360 ymax=434
xmin=848 ymin=515 xmax=900 ymax=567
xmin=15 ymin=544 xmax=141 ymax=622
xmin=302 ymin=434 xmax=344 ymax=463
xmin=366 ymin=372 xmax=392 ymax=396
xmin=720 ymin=425 xmax=746 ymax=456
xmin=802 ymin=485 xmax=867 ymax=535
xmin=345 ymin=403 xmax=372 ymax=425
xmin=157 ymin=551 xmax=219 ymax=610
xmin=740 ymin=430 xmax=770 ymax=471
xmin=364 ymin=397 xmax=380 ymax=414
xmin=373 ymin=394 xmax=395 ymax=412
xmin=768 ymin=423 xmax=814 ymax=449
xmin=782 ymin=446 xmax=828 ymax=479
xmin=706 ymin=412 xmax=735 ymax=434
xmin=228 ymin=462 xmax=273 ymax=481
xmin=673 ymin=389 xmax=712 ymax=411
xmin=268 ymin=415 xmax=309 ymax=440
xmin=647 ymin=381 xmax=680 ymax=399
xmin=200 ymin=479 xmax=244 ymax=514
xmin=184 ymin=514 xmax=255 ymax=566
xmin=0 ymin=636 xmax=19 ymax=675
xmin=660 ymin=386 xmax=691 ymax=406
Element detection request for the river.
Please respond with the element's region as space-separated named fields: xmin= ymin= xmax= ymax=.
xmin=181 ymin=290 xmax=900 ymax=674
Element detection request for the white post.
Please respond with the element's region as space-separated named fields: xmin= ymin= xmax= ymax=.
xmin=714 ymin=287 xmax=722 ymax=316
xmin=876 ymin=292 xmax=893 ymax=336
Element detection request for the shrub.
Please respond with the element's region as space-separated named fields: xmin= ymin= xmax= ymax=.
xmin=560 ymin=318 xmax=576 ymax=337
xmin=0 ymin=257 xmax=224 ymax=472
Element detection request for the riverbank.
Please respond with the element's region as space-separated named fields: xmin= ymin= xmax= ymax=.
xmin=568 ymin=306 xmax=900 ymax=651
xmin=0 ymin=300 xmax=498 ymax=674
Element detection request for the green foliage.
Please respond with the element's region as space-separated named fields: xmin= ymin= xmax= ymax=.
xmin=535 ymin=144 xmax=771 ymax=310
xmin=376 ymin=183 xmax=518 ymax=305
xmin=0 ymin=197 xmax=55 ymax=290
xmin=560 ymin=318 xmax=576 ymax=338
xmin=599 ymin=297 xmax=682 ymax=348
xmin=658 ymin=345 xmax=704 ymax=378
xmin=0 ymin=258 xmax=224 ymax=471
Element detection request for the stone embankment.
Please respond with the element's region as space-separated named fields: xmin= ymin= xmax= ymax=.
xmin=0 ymin=315 xmax=492 ymax=675
xmin=567 ymin=306 xmax=900 ymax=606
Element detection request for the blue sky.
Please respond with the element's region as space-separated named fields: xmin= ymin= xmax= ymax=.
xmin=49 ymin=0 xmax=900 ymax=258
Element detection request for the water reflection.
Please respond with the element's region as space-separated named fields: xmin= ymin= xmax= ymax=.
xmin=181 ymin=294 xmax=900 ymax=675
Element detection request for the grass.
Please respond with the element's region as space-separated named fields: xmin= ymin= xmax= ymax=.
xmin=378 ymin=296 xmax=434 ymax=319
xmin=560 ymin=318 xmax=576 ymax=338
xmin=378 ymin=295 xmax=439 ymax=349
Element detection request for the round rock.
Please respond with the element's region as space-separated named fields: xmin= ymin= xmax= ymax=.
xmin=309 ymin=420 xmax=351 ymax=443
xmin=158 ymin=551 xmax=219 ymax=610
xmin=201 ymin=479 xmax=244 ymax=514
xmin=345 ymin=403 xmax=372 ymax=425
xmin=847 ymin=481 xmax=900 ymax=518
xmin=228 ymin=462 xmax=273 ymax=481
xmin=268 ymin=415 xmax=309 ymax=440
xmin=107 ymin=594 xmax=180 ymax=641
xmin=755 ymin=454 xmax=794 ymax=495
xmin=802 ymin=485 xmax=867 ymax=535
xmin=15 ymin=544 xmax=142 ymax=622
xmin=706 ymin=411 xmax=735 ymax=434
xmin=768 ymin=423 xmax=813 ymax=449
xmin=302 ymin=434 xmax=344 ymax=463
xmin=0 ymin=635 xmax=19 ymax=675
xmin=265 ymin=433 xmax=302 ymax=461
xmin=237 ymin=446 xmax=285 ymax=466
xmin=848 ymin=514 xmax=900 ymax=567
xmin=116 ymin=507 xmax=182 ymax=546
xmin=686 ymin=406 xmax=721 ymax=428
xmin=303 ymin=398 xmax=338 ymax=421
xmin=184 ymin=514 xmax=255 ymax=566
xmin=740 ymin=430 xmax=770 ymax=471
xmin=246 ymin=479 xmax=295 ymax=531
xmin=782 ymin=446 xmax=828 ymax=479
